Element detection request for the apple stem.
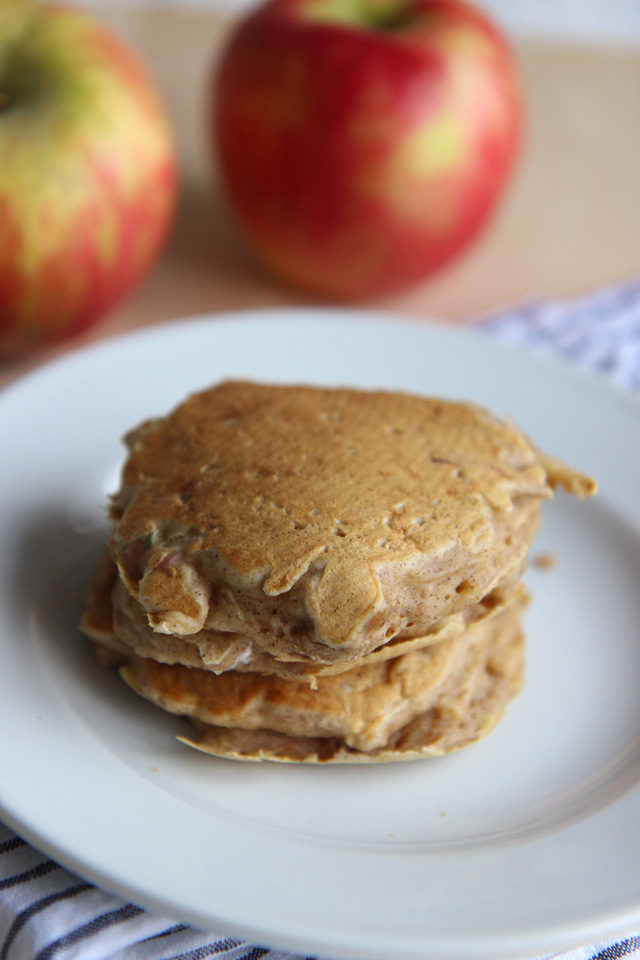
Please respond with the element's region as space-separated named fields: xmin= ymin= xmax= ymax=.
xmin=0 ymin=92 xmax=8 ymax=110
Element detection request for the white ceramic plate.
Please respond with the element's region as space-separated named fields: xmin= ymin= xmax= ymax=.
xmin=1 ymin=310 xmax=639 ymax=960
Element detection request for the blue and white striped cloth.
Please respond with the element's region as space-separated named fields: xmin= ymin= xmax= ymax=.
xmin=0 ymin=827 xmax=291 ymax=959
xmin=2 ymin=279 xmax=640 ymax=960
xmin=482 ymin=280 xmax=640 ymax=392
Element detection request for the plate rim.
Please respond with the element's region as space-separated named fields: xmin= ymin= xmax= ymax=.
xmin=3 ymin=305 xmax=639 ymax=411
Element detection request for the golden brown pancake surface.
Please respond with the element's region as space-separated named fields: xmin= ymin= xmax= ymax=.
xmin=109 ymin=381 xmax=593 ymax=661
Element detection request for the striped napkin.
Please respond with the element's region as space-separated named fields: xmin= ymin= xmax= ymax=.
xmin=2 ymin=280 xmax=640 ymax=960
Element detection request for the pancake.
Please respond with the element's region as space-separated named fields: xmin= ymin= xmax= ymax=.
xmin=109 ymin=381 xmax=595 ymax=664
xmin=81 ymin=380 xmax=596 ymax=765
xmin=117 ymin=596 xmax=525 ymax=757
xmin=84 ymin=551 xmax=527 ymax=682
xmin=183 ymin=639 xmax=521 ymax=763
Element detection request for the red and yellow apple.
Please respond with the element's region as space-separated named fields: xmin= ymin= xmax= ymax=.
xmin=213 ymin=0 xmax=521 ymax=299
xmin=0 ymin=0 xmax=177 ymax=357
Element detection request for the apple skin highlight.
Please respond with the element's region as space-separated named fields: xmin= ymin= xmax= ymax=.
xmin=0 ymin=2 xmax=177 ymax=357
xmin=214 ymin=0 xmax=522 ymax=299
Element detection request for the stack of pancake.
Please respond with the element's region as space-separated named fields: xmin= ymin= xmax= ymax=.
xmin=81 ymin=381 xmax=595 ymax=763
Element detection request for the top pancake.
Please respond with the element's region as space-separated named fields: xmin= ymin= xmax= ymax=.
xmin=110 ymin=381 xmax=595 ymax=661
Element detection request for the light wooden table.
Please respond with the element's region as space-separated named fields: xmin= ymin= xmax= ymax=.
xmin=3 ymin=7 xmax=640 ymax=384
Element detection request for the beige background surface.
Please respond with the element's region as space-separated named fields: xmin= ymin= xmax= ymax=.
xmin=2 ymin=6 xmax=640 ymax=384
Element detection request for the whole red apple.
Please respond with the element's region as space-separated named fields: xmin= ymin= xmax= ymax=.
xmin=0 ymin=0 xmax=177 ymax=357
xmin=214 ymin=0 xmax=521 ymax=299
